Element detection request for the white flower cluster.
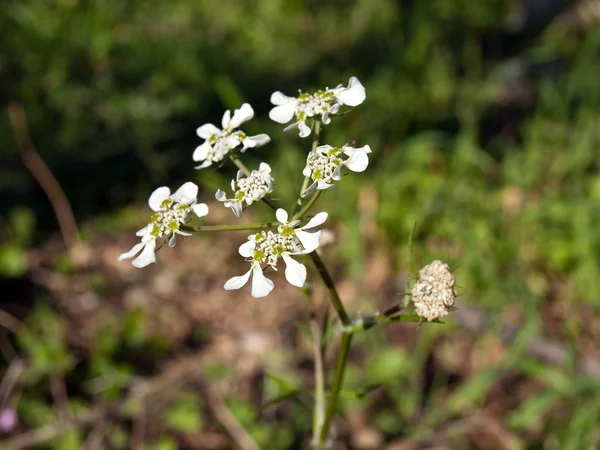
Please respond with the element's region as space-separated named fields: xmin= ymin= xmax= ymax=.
xmin=216 ymin=163 xmax=274 ymax=217
xmin=224 ymin=209 xmax=327 ymax=298
xmin=411 ymin=260 xmax=456 ymax=321
xmin=119 ymin=182 xmax=208 ymax=268
xmin=194 ymin=103 xmax=270 ymax=169
xmin=302 ymin=144 xmax=372 ymax=197
xmin=269 ymin=77 xmax=366 ymax=137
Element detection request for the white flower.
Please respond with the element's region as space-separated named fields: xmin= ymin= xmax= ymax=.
xmin=215 ymin=163 xmax=274 ymax=217
xmin=301 ymin=144 xmax=372 ymax=197
xmin=118 ymin=182 xmax=208 ymax=268
xmin=269 ymin=76 xmax=366 ymax=137
xmin=411 ymin=260 xmax=456 ymax=321
xmin=224 ymin=208 xmax=328 ymax=298
xmin=193 ymin=103 xmax=271 ymax=169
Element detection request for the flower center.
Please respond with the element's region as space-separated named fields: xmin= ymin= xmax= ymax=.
xmin=205 ymin=130 xmax=247 ymax=165
xmin=235 ymin=170 xmax=273 ymax=204
xmin=295 ymin=90 xmax=336 ymax=121
xmin=148 ymin=199 xmax=192 ymax=238
xmin=252 ymin=230 xmax=297 ymax=269
xmin=306 ymin=147 xmax=343 ymax=182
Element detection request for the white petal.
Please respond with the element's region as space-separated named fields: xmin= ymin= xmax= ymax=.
xmin=302 ymin=165 xmax=311 ymax=177
xmin=259 ymin=162 xmax=271 ymax=173
xmin=345 ymin=151 xmax=369 ymax=173
xmin=196 ymin=123 xmax=221 ymax=139
xmin=192 ymin=142 xmax=210 ymax=162
xmin=321 ymin=111 xmax=331 ymax=125
xmin=192 ymin=203 xmax=209 ymax=217
xmin=171 ymin=182 xmax=198 ymax=204
xmin=231 ymin=202 xmax=243 ymax=218
xmin=298 ymin=121 xmax=311 ymax=138
xmin=282 ymin=253 xmax=307 ymax=287
xmin=136 ymin=226 xmax=149 ymax=237
xmin=316 ymin=144 xmax=333 ymax=154
xmin=276 ymin=208 xmax=289 ymax=224
xmin=118 ymin=242 xmax=145 ymax=261
xmin=251 ymin=264 xmax=275 ymax=298
xmin=224 ymin=267 xmax=252 ymax=290
xmin=195 ymin=160 xmax=213 ymax=170
xmin=317 ymin=180 xmax=335 ymax=190
xmin=239 ymin=240 xmax=255 ymax=258
xmin=132 ymin=241 xmax=157 ymax=268
xmin=270 ymin=91 xmax=295 ymax=106
xmin=298 ymin=212 xmax=328 ymax=230
xmin=337 ymin=76 xmax=366 ymax=107
xmin=243 ymin=134 xmax=271 ymax=150
xmin=229 ymin=103 xmax=254 ymax=129
xmin=168 ymin=234 xmax=177 ymax=247
xmin=269 ymin=103 xmax=296 ymax=124
xmin=215 ymin=190 xmax=227 ymax=201
xmin=148 ymin=187 xmax=171 ymax=211
xmin=221 ymin=110 xmax=231 ymax=129
xmin=331 ymin=164 xmax=343 ymax=181
xmin=295 ymin=230 xmax=321 ymax=252
xmin=176 ymin=229 xmax=192 ymax=236
xmin=301 ymin=182 xmax=318 ymax=198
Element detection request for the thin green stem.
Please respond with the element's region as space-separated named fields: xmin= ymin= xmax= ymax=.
xmin=293 ymin=120 xmax=321 ymax=216
xmin=315 ymin=332 xmax=353 ymax=449
xmin=310 ymin=316 xmax=325 ymax=444
xmin=181 ymin=222 xmax=278 ymax=233
xmin=292 ymin=190 xmax=322 ymax=221
xmin=309 ymin=252 xmax=350 ymax=326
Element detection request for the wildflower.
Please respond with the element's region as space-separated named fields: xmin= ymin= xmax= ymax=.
xmin=224 ymin=208 xmax=328 ymax=298
xmin=193 ymin=103 xmax=270 ymax=169
xmin=216 ymin=162 xmax=274 ymax=217
xmin=411 ymin=260 xmax=456 ymax=321
xmin=301 ymin=144 xmax=372 ymax=197
xmin=118 ymin=182 xmax=208 ymax=268
xmin=269 ymin=76 xmax=366 ymax=137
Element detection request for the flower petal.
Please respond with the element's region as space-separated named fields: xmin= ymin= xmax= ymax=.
xmin=192 ymin=203 xmax=209 ymax=217
xmin=196 ymin=123 xmax=221 ymax=139
xmin=242 ymin=134 xmax=271 ymax=150
xmin=251 ymin=264 xmax=275 ymax=298
xmin=282 ymin=253 xmax=307 ymax=287
xmin=298 ymin=212 xmax=328 ymax=230
xmin=337 ymin=76 xmax=366 ymax=107
xmin=295 ymin=230 xmax=321 ymax=253
xmin=231 ymin=202 xmax=243 ymax=218
xmin=136 ymin=226 xmax=149 ymax=237
xmin=229 ymin=103 xmax=254 ymax=129
xmin=168 ymin=234 xmax=176 ymax=247
xmin=301 ymin=181 xmax=318 ymax=198
xmin=224 ymin=267 xmax=252 ymax=290
xmin=345 ymin=151 xmax=369 ymax=173
xmin=258 ymin=162 xmax=271 ymax=173
xmin=195 ymin=160 xmax=213 ymax=170
xmin=221 ymin=110 xmax=231 ymax=129
xmin=215 ymin=189 xmax=227 ymax=201
xmin=270 ymin=91 xmax=295 ymax=106
xmin=132 ymin=241 xmax=157 ymax=268
xmin=148 ymin=187 xmax=171 ymax=211
xmin=239 ymin=239 xmax=255 ymax=258
xmin=118 ymin=242 xmax=145 ymax=261
xmin=276 ymin=208 xmax=289 ymax=224
xmin=193 ymin=142 xmax=210 ymax=162
xmin=298 ymin=121 xmax=311 ymax=138
xmin=269 ymin=103 xmax=296 ymax=124
xmin=171 ymin=182 xmax=198 ymax=204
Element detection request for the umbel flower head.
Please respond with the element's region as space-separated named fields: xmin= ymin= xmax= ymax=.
xmin=216 ymin=162 xmax=274 ymax=217
xmin=269 ymin=77 xmax=366 ymax=137
xmin=193 ymin=103 xmax=270 ymax=169
xmin=224 ymin=209 xmax=328 ymax=298
xmin=302 ymin=144 xmax=372 ymax=197
xmin=411 ymin=260 xmax=456 ymax=321
xmin=118 ymin=182 xmax=208 ymax=268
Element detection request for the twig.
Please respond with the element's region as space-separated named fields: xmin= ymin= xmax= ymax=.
xmin=199 ymin=381 xmax=261 ymax=450
xmin=8 ymin=103 xmax=81 ymax=255
xmin=0 ymin=310 xmax=23 ymax=335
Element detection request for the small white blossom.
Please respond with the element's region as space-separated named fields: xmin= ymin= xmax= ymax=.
xmin=118 ymin=182 xmax=208 ymax=268
xmin=411 ymin=260 xmax=456 ymax=321
xmin=301 ymin=144 xmax=372 ymax=197
xmin=224 ymin=208 xmax=328 ymax=298
xmin=216 ymin=163 xmax=274 ymax=217
xmin=269 ymin=77 xmax=366 ymax=137
xmin=193 ymin=103 xmax=270 ymax=169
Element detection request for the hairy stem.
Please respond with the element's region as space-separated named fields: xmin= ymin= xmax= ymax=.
xmin=181 ymin=222 xmax=278 ymax=233
xmin=315 ymin=332 xmax=353 ymax=449
xmin=309 ymin=252 xmax=350 ymax=326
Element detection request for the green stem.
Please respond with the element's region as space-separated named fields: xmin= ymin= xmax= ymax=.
xmin=292 ymin=190 xmax=322 ymax=221
xmin=293 ymin=120 xmax=321 ymax=216
xmin=309 ymin=252 xmax=350 ymax=326
xmin=315 ymin=332 xmax=353 ymax=449
xmin=310 ymin=316 xmax=326 ymax=444
xmin=180 ymin=222 xmax=278 ymax=233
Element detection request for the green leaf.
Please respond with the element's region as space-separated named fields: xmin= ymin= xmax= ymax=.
xmin=166 ymin=397 xmax=203 ymax=433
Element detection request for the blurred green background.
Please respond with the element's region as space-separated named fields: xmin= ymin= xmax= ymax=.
xmin=2 ymin=0 xmax=600 ymax=448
